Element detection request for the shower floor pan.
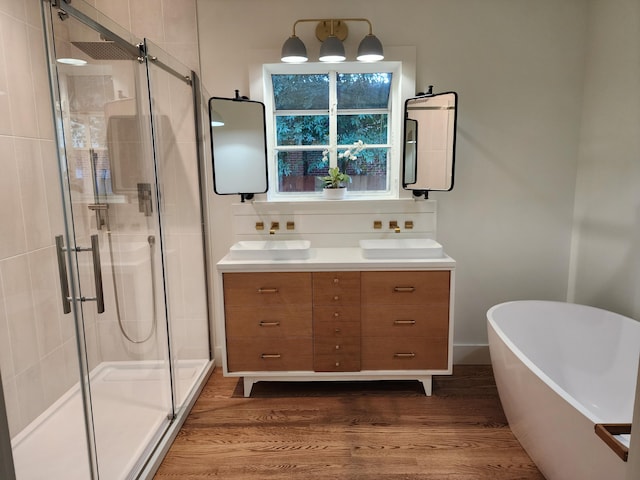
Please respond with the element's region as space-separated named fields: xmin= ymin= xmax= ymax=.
xmin=11 ymin=359 xmax=208 ymax=480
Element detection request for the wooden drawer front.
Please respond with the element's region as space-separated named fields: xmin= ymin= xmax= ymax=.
xmin=225 ymin=306 xmax=312 ymax=337
xmin=314 ymin=353 xmax=361 ymax=372
xmin=223 ymin=272 xmax=312 ymax=306
xmin=313 ymin=305 xmax=360 ymax=324
xmin=361 ymin=304 xmax=448 ymax=338
xmin=361 ymin=271 xmax=450 ymax=306
xmin=312 ymin=272 xmax=361 ymax=305
xmin=361 ymin=337 xmax=448 ymax=370
xmin=313 ymin=319 xmax=360 ymax=338
xmin=226 ymin=337 xmax=313 ymax=372
xmin=313 ymin=337 xmax=361 ymax=372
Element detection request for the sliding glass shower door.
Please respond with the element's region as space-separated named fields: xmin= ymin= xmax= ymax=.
xmin=143 ymin=38 xmax=211 ymax=410
xmin=46 ymin=4 xmax=175 ymax=479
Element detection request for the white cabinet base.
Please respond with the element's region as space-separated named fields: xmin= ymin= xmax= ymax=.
xmin=239 ymin=372 xmax=438 ymax=397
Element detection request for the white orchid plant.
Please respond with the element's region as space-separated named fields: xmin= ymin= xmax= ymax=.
xmin=321 ymin=140 xmax=366 ymax=189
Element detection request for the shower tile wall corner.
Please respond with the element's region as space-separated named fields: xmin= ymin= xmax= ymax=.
xmin=0 ymin=0 xmax=203 ymax=438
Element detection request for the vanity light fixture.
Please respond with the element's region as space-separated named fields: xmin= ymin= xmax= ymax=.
xmin=281 ymin=18 xmax=384 ymax=63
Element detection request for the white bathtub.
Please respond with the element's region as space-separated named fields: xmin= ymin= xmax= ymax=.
xmin=487 ymin=300 xmax=639 ymax=480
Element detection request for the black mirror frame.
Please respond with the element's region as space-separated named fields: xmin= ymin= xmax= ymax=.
xmin=401 ymin=91 xmax=458 ymax=197
xmin=208 ymin=95 xmax=269 ymax=200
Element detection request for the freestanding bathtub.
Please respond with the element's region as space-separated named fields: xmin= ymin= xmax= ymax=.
xmin=487 ymin=300 xmax=639 ymax=480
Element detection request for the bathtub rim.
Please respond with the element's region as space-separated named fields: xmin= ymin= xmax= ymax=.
xmin=487 ymin=299 xmax=638 ymax=425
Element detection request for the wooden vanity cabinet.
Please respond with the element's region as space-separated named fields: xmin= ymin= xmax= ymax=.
xmin=221 ymin=269 xmax=452 ymax=396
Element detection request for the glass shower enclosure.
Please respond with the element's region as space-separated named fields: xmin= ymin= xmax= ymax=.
xmin=0 ymin=1 xmax=212 ymax=478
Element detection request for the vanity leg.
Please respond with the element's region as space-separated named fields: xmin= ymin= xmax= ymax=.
xmin=420 ymin=376 xmax=433 ymax=396
xmin=243 ymin=377 xmax=254 ymax=397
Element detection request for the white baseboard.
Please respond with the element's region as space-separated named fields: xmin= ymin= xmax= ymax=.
xmin=453 ymin=344 xmax=491 ymax=365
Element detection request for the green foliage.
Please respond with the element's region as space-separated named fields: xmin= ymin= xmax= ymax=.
xmin=322 ymin=166 xmax=351 ymax=189
xmin=276 ymin=115 xmax=329 ymax=146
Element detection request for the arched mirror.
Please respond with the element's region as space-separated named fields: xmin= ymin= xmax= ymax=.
xmin=209 ymin=95 xmax=268 ymax=199
xmin=402 ymin=91 xmax=458 ymax=195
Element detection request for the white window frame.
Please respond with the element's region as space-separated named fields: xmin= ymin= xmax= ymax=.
xmin=262 ymin=61 xmax=406 ymax=201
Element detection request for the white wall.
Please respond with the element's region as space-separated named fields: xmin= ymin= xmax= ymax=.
xmin=569 ymin=0 xmax=640 ymax=319
xmin=197 ymin=0 xmax=588 ymax=359
xmin=566 ymin=0 xmax=640 ymax=476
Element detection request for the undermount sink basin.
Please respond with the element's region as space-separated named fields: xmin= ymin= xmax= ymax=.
xmin=359 ymin=238 xmax=444 ymax=259
xmin=229 ymin=240 xmax=311 ymax=260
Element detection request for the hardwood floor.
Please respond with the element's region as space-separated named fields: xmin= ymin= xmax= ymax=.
xmin=154 ymin=366 xmax=545 ymax=479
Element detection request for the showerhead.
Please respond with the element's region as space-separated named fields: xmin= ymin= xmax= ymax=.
xmin=71 ymin=41 xmax=134 ymax=61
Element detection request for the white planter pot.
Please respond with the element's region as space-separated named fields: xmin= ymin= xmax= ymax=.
xmin=322 ymin=187 xmax=347 ymax=199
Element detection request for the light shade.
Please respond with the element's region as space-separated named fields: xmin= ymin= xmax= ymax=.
xmin=357 ymin=34 xmax=384 ymax=62
xmin=319 ymin=35 xmax=345 ymax=62
xmin=281 ymin=35 xmax=308 ymax=63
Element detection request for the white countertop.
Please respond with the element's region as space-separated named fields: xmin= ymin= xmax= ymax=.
xmin=216 ymin=247 xmax=456 ymax=272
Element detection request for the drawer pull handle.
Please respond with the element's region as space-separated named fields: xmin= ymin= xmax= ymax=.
xmin=335 ymin=345 xmax=340 ymax=350
xmin=333 ymin=295 xmax=340 ymax=301
xmin=261 ymin=354 xmax=281 ymax=359
xmin=394 ymin=352 xmax=416 ymax=358
xmin=335 ymin=328 xmax=341 ymax=333
xmin=333 ymin=278 xmax=339 ymax=284
xmin=335 ymin=361 xmax=340 ymax=367
xmin=333 ymin=312 xmax=340 ymax=318
xmin=259 ymin=321 xmax=280 ymax=327
xmin=257 ymin=287 xmax=278 ymax=294
xmin=394 ymin=320 xmax=416 ymax=325
xmin=394 ymin=286 xmax=415 ymax=293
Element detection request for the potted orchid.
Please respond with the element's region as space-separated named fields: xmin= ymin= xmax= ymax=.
xmin=321 ymin=140 xmax=366 ymax=198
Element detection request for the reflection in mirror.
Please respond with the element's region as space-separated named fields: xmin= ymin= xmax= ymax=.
xmin=403 ymin=118 xmax=418 ymax=186
xmin=209 ymin=96 xmax=268 ymax=197
xmin=402 ymin=91 xmax=457 ymax=194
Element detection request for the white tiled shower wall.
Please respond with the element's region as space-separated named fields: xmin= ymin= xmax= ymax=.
xmin=0 ymin=0 xmax=202 ymax=437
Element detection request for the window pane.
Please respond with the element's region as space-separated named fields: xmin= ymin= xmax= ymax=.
xmin=337 ymin=114 xmax=388 ymax=145
xmin=342 ymin=148 xmax=388 ymax=192
xmin=272 ymin=74 xmax=329 ymax=110
xmin=277 ymin=150 xmax=328 ymax=192
xmin=337 ymin=73 xmax=392 ymax=109
xmin=276 ymin=115 xmax=329 ymax=145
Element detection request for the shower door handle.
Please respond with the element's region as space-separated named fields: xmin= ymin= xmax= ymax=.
xmin=55 ymin=234 xmax=105 ymax=314
xmin=55 ymin=235 xmax=72 ymax=314
xmin=90 ymin=235 xmax=105 ymax=314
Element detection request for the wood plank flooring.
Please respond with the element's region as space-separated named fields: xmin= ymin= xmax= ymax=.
xmin=154 ymin=366 xmax=545 ymax=479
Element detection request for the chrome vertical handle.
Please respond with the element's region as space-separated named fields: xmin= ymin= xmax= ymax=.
xmin=55 ymin=235 xmax=71 ymax=314
xmin=90 ymin=235 xmax=105 ymax=314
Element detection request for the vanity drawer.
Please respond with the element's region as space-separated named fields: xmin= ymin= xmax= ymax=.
xmin=225 ymin=305 xmax=312 ymax=337
xmin=361 ymin=271 xmax=450 ymax=306
xmin=361 ymin=304 xmax=448 ymax=338
xmin=226 ymin=337 xmax=313 ymax=372
xmin=312 ymin=272 xmax=360 ymax=305
xmin=312 ymin=305 xmax=360 ymax=324
xmin=361 ymin=337 xmax=448 ymax=370
xmin=223 ymin=272 xmax=312 ymax=306
xmin=314 ymin=353 xmax=361 ymax=372
xmin=313 ymin=319 xmax=360 ymax=337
